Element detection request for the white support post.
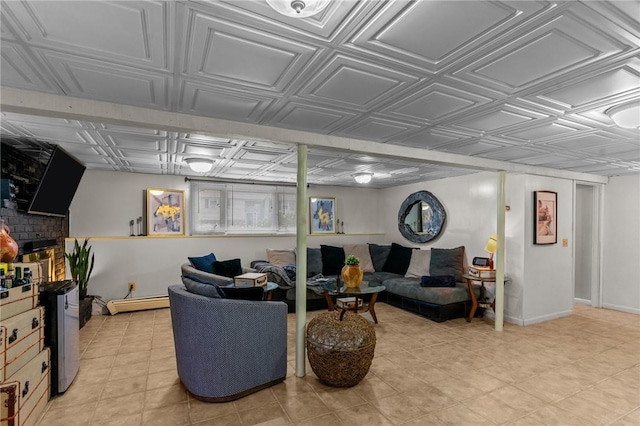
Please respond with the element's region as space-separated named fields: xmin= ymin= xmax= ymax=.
xmin=295 ymin=145 xmax=308 ymax=377
xmin=495 ymin=171 xmax=506 ymax=331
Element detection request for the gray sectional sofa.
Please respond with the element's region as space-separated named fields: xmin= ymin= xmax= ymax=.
xmin=247 ymin=243 xmax=482 ymax=322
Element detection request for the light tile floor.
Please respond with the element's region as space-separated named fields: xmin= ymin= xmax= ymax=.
xmin=37 ymin=303 xmax=639 ymax=425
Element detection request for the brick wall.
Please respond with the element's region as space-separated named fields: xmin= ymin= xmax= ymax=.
xmin=1 ymin=143 xmax=68 ymax=280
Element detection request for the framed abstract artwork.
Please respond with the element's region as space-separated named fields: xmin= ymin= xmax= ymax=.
xmin=147 ymin=188 xmax=185 ymax=236
xmin=309 ymin=197 xmax=336 ymax=234
xmin=534 ymin=190 xmax=557 ymax=244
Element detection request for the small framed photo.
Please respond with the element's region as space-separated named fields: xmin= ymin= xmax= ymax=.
xmin=534 ymin=191 xmax=557 ymax=245
xmin=309 ymin=197 xmax=336 ymax=234
xmin=147 ymin=188 xmax=185 ymax=236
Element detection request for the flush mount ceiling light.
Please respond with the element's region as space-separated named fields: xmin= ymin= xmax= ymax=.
xmin=354 ymin=173 xmax=372 ymax=184
xmin=266 ymin=0 xmax=331 ymax=17
xmin=606 ymin=102 xmax=640 ymax=129
xmin=185 ymin=158 xmax=213 ymax=173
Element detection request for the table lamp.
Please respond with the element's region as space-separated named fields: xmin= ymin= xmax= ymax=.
xmin=484 ymin=233 xmax=497 ymax=269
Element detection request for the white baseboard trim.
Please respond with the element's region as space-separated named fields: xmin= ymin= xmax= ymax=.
xmin=106 ymin=295 xmax=170 ymax=315
xmin=574 ymin=298 xmax=592 ymax=306
xmin=480 ymin=310 xmax=525 ymax=326
xmin=522 ymin=310 xmax=572 ymax=326
xmin=601 ymin=303 xmax=640 ymax=315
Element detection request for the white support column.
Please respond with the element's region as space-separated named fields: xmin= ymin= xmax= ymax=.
xmin=295 ymin=145 xmax=308 ymax=377
xmin=495 ymin=171 xmax=506 ymax=331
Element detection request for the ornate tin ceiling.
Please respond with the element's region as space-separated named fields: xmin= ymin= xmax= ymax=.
xmin=1 ymin=0 xmax=639 ymax=187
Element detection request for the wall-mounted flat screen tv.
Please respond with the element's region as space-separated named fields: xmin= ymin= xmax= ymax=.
xmin=28 ymin=146 xmax=86 ymax=217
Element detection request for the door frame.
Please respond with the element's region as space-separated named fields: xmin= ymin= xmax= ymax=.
xmin=573 ymin=182 xmax=603 ymax=307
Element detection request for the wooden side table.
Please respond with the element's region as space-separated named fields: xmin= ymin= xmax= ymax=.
xmin=463 ymin=274 xmax=496 ymax=322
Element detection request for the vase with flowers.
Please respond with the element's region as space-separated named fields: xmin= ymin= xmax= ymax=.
xmin=341 ymin=255 xmax=363 ymax=288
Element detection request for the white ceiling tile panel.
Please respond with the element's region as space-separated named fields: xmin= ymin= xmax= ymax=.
xmin=298 ymin=54 xmax=418 ymax=108
xmin=537 ymin=62 xmax=640 ymax=109
xmin=443 ymin=140 xmax=510 ymax=156
xmin=39 ymin=51 xmax=170 ymax=109
xmin=454 ymin=105 xmax=547 ymax=132
xmin=334 ymin=116 xmax=418 ymax=141
xmin=546 ymin=133 xmax=619 ymax=150
xmin=1 ymin=1 xmax=171 ymax=69
xmin=504 ymin=120 xmax=588 ymax=142
xmin=384 ymin=83 xmax=492 ymax=123
xmin=184 ymin=8 xmax=317 ymax=91
xmin=269 ymin=102 xmax=357 ymax=133
xmin=478 ymin=146 xmax=548 ymax=161
xmin=453 ymin=4 xmax=632 ymax=93
xmin=180 ymin=81 xmax=275 ymax=121
xmin=348 ymin=0 xmax=543 ymax=72
xmin=0 ymin=42 xmax=56 ymax=92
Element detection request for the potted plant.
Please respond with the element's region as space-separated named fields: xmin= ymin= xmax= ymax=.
xmin=64 ymin=238 xmax=95 ymax=300
xmin=342 ymin=255 xmax=363 ymax=288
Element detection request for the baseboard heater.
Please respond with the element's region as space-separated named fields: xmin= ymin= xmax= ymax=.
xmin=106 ymin=295 xmax=170 ymax=315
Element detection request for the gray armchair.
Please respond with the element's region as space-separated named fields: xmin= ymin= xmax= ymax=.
xmin=168 ymin=284 xmax=288 ymax=401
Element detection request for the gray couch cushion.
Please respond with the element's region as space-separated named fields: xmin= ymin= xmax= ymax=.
xmin=430 ymin=246 xmax=465 ymax=282
xmin=383 ymin=278 xmax=474 ymax=305
xmin=368 ymin=244 xmax=391 ymax=272
xmin=182 ymin=275 xmax=224 ymax=298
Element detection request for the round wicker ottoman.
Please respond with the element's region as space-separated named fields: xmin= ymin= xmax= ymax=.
xmin=306 ymin=311 xmax=376 ymax=387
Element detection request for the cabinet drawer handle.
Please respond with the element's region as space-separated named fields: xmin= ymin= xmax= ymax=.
xmin=22 ymin=285 xmax=31 ymax=292
xmin=0 ymin=291 xmax=7 ymax=299
xmin=8 ymin=329 xmax=18 ymax=344
xmin=32 ymin=317 xmax=39 ymax=329
xmin=22 ymin=380 xmax=29 ymax=398
xmin=42 ymin=362 xmax=49 ymax=373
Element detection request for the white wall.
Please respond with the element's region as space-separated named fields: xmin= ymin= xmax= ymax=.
xmin=602 ymin=175 xmax=640 ymax=314
xmin=380 ymin=172 xmax=499 ymax=253
xmin=520 ymin=176 xmax=574 ymax=325
xmin=68 ymin=170 xmax=385 ymax=301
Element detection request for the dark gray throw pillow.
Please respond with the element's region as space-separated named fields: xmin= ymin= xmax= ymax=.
xmin=420 ymin=275 xmax=456 ymax=287
xmin=307 ymin=247 xmax=323 ymax=277
xmin=368 ymin=244 xmax=391 ymax=272
xmin=430 ymin=246 xmax=465 ymax=282
xmin=212 ymin=258 xmax=243 ymax=278
xmin=182 ymin=275 xmax=224 ymax=298
xmin=320 ymin=245 xmax=345 ymax=276
xmin=382 ymin=242 xmax=414 ymax=275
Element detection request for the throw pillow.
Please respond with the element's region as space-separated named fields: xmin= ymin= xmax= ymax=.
xmin=212 ymin=258 xmax=243 ymax=278
xmin=188 ymin=252 xmax=217 ymax=274
xmin=182 ymin=275 xmax=224 ymax=298
xmin=405 ymin=249 xmax=431 ymax=278
xmin=382 ymin=242 xmax=414 ymax=275
xmin=368 ymin=244 xmax=391 ymax=272
xmin=430 ymin=246 xmax=465 ymax=282
xmin=344 ymin=244 xmax=375 ymax=273
xmin=320 ymin=245 xmax=345 ymax=276
xmin=267 ymin=249 xmax=295 ymax=267
xmin=222 ymin=286 xmax=264 ymax=301
xmin=420 ymin=275 xmax=456 ymax=287
xmin=307 ymin=247 xmax=323 ymax=277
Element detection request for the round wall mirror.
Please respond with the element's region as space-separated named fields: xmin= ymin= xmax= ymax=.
xmin=398 ymin=190 xmax=446 ymax=243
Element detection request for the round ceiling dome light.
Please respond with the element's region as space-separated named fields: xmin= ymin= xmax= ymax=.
xmin=185 ymin=158 xmax=213 ymax=173
xmin=354 ymin=173 xmax=372 ymax=184
xmin=606 ymin=101 xmax=640 ymax=129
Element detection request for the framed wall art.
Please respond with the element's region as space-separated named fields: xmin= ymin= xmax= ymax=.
xmin=309 ymin=197 xmax=336 ymax=234
xmin=534 ymin=190 xmax=557 ymax=245
xmin=147 ymin=188 xmax=185 ymax=236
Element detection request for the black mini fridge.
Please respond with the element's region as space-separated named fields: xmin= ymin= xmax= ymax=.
xmin=39 ymin=280 xmax=80 ymax=396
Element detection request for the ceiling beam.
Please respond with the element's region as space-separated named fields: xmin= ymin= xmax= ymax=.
xmin=1 ymin=87 xmax=609 ymax=184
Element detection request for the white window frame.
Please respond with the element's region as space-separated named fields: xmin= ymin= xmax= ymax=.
xmin=190 ymin=181 xmax=296 ymax=235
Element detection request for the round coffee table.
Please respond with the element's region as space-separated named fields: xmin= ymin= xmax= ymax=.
xmin=322 ymin=281 xmax=385 ymax=324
